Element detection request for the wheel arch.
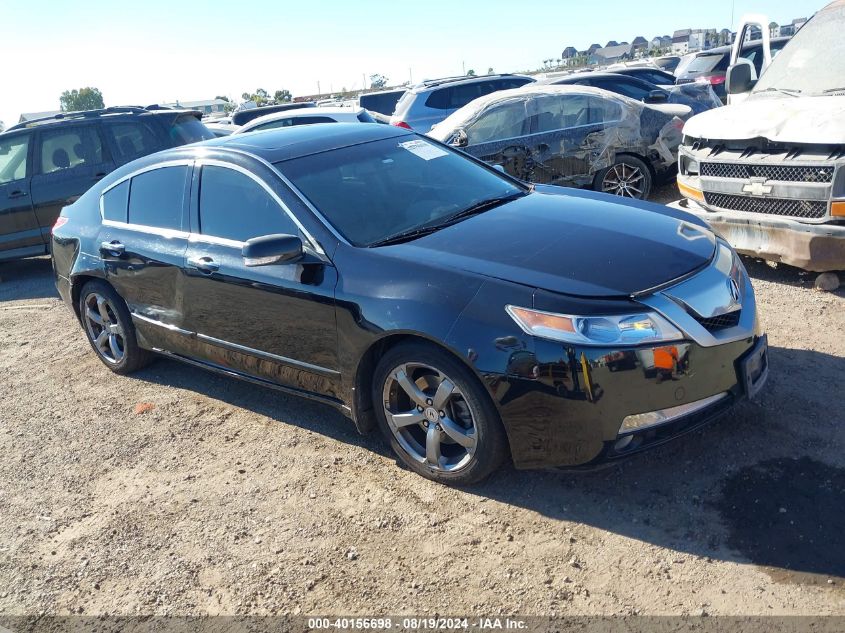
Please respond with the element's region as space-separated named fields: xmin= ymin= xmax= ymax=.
xmin=69 ymin=273 xmax=110 ymax=323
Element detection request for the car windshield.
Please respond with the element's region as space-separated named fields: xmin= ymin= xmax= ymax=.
xmin=754 ymin=5 xmax=845 ymax=96
xmin=276 ymin=136 xmax=523 ymax=247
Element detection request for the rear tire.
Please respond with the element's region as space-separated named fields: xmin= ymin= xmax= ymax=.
xmin=372 ymin=342 xmax=508 ymax=485
xmin=79 ymin=280 xmax=153 ymax=375
xmin=594 ymin=155 xmax=653 ymax=200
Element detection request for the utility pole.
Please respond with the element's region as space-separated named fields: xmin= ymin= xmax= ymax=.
xmin=363 ymin=73 xmax=367 ymax=91
xmin=462 ymin=60 xmax=465 ymax=75
xmin=317 ymin=81 xmax=321 ymax=97
xmin=409 ymin=67 xmax=413 ymax=84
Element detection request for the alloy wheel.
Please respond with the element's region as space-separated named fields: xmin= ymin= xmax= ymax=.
xmin=381 ymin=362 xmax=478 ymax=473
xmin=83 ymin=292 xmax=126 ymax=364
xmin=602 ymin=162 xmax=646 ymax=198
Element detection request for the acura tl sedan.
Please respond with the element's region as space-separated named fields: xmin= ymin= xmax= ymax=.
xmin=52 ymin=124 xmax=768 ymax=485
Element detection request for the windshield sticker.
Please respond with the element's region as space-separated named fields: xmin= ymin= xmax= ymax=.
xmin=398 ymin=140 xmax=448 ymax=160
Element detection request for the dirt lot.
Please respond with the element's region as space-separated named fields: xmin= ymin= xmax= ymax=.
xmin=1 ymin=233 xmax=844 ymax=619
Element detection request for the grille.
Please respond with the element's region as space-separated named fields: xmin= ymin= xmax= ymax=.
xmin=695 ymin=310 xmax=741 ymax=331
xmin=703 ymin=192 xmax=827 ymax=219
xmin=700 ymin=162 xmax=834 ymax=183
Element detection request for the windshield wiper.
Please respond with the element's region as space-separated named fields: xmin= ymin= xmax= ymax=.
xmin=755 ymin=87 xmax=802 ymax=97
xmin=368 ymin=190 xmax=527 ymax=248
xmin=820 ymin=87 xmax=845 ymax=94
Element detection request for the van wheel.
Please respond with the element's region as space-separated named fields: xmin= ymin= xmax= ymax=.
xmin=595 ymin=155 xmax=652 ymax=199
xmin=79 ymin=280 xmax=153 ymax=374
xmin=372 ymin=342 xmax=508 ymax=485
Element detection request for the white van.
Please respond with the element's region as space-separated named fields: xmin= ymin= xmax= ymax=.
xmin=672 ymin=0 xmax=845 ymax=275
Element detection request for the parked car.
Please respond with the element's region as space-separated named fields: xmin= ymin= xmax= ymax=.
xmin=540 ymin=72 xmax=721 ymax=114
xmin=230 ymin=102 xmax=316 ymax=127
xmin=359 ymin=88 xmax=407 ymax=116
xmin=233 ymin=107 xmax=376 ymax=135
xmin=0 ymin=106 xmax=214 ymax=262
xmin=204 ymin=122 xmax=236 ymax=138
xmin=428 ymin=85 xmax=693 ymax=199
xmin=52 ymin=123 xmax=767 ymax=484
xmin=675 ymin=37 xmax=791 ymax=102
xmin=390 ymin=74 xmax=535 ymax=131
xmin=654 ymin=55 xmax=682 ymax=73
xmin=673 ymin=1 xmax=845 ymax=273
xmin=610 ymin=66 xmax=678 ymax=87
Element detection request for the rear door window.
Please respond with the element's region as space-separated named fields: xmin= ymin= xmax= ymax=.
xmin=107 ymin=121 xmax=161 ymax=163
xmin=127 ymin=166 xmax=189 ymax=230
xmin=198 ymin=165 xmax=298 ymax=242
xmin=102 ymin=180 xmax=129 ymax=222
xmin=0 ymin=134 xmax=30 ymax=184
xmin=467 ymin=102 xmax=528 ymax=144
xmin=38 ymin=125 xmax=103 ymax=175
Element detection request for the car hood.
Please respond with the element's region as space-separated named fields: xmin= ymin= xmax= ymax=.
xmin=384 ymin=188 xmax=716 ymax=297
xmin=683 ymin=95 xmax=845 ymax=144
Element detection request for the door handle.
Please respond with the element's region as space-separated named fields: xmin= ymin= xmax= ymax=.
xmin=537 ymin=143 xmax=550 ymax=153
xmin=100 ymin=240 xmax=125 ymax=257
xmin=187 ymin=256 xmax=220 ymax=274
xmin=8 ymin=190 xmax=28 ymax=199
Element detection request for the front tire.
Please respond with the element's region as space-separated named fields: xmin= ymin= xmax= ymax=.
xmin=79 ymin=280 xmax=153 ymax=374
xmin=594 ymin=155 xmax=653 ymax=200
xmin=372 ymin=342 xmax=508 ymax=485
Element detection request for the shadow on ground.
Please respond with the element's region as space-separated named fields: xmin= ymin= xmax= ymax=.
xmin=0 ymin=257 xmax=58 ymax=302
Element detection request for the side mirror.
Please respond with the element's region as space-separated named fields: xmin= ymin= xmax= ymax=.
xmin=451 ymin=128 xmax=468 ymax=148
xmin=726 ymin=62 xmax=755 ymax=95
xmin=644 ymin=90 xmax=668 ymax=104
xmin=242 ymin=234 xmax=303 ymax=266
xmin=492 ymin=164 xmax=506 ymax=174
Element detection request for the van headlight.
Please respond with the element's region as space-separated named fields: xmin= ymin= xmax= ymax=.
xmin=506 ymin=306 xmax=684 ymax=346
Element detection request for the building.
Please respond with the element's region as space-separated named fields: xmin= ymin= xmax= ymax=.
xmin=590 ymin=43 xmax=634 ymax=65
xmin=769 ymin=21 xmax=781 ymax=38
xmin=163 ymin=98 xmax=228 ymax=115
xmin=688 ymin=28 xmax=716 ymax=52
xmin=631 ymin=36 xmax=648 ymax=56
xmin=18 ymin=110 xmax=62 ymax=123
xmin=561 ymin=46 xmax=578 ymax=60
xmin=671 ymin=29 xmax=691 ymax=55
xmin=780 ymin=17 xmax=807 ymax=37
xmin=605 ymin=40 xmax=619 ymax=47
xmin=650 ymin=35 xmax=672 ymax=51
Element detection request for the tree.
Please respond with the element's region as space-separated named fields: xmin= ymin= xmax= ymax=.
xmin=215 ymin=95 xmax=229 ymax=102
xmin=59 ymin=87 xmax=104 ymax=112
xmin=369 ymin=74 xmax=388 ymax=90
xmin=466 ymin=69 xmax=476 ymax=76
xmin=273 ymin=89 xmax=292 ymax=103
xmin=0 ymin=121 xmax=4 ymax=133
xmin=487 ymin=67 xmax=494 ymax=74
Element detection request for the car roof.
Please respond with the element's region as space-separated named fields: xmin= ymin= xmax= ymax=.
xmin=2 ymin=106 xmax=199 ymax=134
xmin=186 ymin=122 xmax=412 ymax=163
xmin=238 ymin=106 xmax=363 ymax=133
xmin=409 ymin=73 xmax=533 ymax=93
xmin=541 ymin=72 xmax=654 ymax=86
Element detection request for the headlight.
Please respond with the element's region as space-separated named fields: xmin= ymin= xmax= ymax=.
xmin=680 ymin=155 xmax=700 ymax=176
xmin=506 ymin=305 xmax=684 ymax=347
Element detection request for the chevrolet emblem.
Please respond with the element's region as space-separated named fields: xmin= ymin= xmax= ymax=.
xmin=742 ymin=178 xmax=773 ymax=196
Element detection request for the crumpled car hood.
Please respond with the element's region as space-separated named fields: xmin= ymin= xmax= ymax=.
xmin=683 ymin=95 xmax=845 ymax=144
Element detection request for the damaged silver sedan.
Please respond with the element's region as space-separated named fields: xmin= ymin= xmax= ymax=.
xmin=428 ymin=85 xmax=692 ymax=200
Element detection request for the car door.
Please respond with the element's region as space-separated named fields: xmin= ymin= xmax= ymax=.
xmin=463 ymin=101 xmax=532 ymax=180
xmin=30 ymin=123 xmax=115 ymax=245
xmin=522 ymin=93 xmax=621 ymax=187
xmin=180 ymin=160 xmax=341 ymax=398
xmin=97 ymin=161 xmax=194 ymax=355
xmin=0 ymin=131 xmax=41 ymax=256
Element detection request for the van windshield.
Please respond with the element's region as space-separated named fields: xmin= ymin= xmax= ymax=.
xmin=753 ymin=4 xmax=845 ymax=96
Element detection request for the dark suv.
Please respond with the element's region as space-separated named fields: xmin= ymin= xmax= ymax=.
xmin=0 ymin=106 xmax=214 ymax=262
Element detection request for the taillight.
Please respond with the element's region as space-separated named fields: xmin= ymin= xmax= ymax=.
xmin=52 ymin=216 xmax=69 ymax=233
xmin=392 ymin=121 xmax=412 ymax=129
xmin=697 ymin=75 xmax=726 ymax=86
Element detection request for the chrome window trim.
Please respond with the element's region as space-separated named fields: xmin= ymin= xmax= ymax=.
xmin=99 ymin=159 xmax=194 ymax=197
xmin=101 ymin=219 xmax=189 ymax=240
xmin=195 ymin=157 xmax=326 ymax=256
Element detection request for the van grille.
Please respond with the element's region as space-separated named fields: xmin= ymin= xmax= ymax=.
xmin=703 ymin=193 xmax=827 ymax=219
xmin=700 ymin=163 xmax=834 ymax=183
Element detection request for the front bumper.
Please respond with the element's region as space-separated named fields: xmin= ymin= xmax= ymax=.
xmin=492 ymin=334 xmax=766 ymax=470
xmin=668 ymin=197 xmax=845 ymax=272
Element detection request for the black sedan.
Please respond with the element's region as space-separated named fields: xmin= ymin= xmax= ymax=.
xmin=52 ymin=124 xmax=768 ymax=485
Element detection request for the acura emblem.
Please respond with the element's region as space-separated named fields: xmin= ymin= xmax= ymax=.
xmin=728 ymin=278 xmax=741 ymax=303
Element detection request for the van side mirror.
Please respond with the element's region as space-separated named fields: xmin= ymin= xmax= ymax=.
xmin=242 ymin=234 xmax=303 ymax=266
xmin=644 ymin=90 xmax=668 ymax=104
xmin=726 ymin=62 xmax=755 ymax=95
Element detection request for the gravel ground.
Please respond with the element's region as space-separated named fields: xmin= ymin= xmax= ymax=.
xmin=1 ymin=233 xmax=844 ymax=619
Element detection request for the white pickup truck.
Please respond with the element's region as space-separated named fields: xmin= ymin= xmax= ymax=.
xmin=671 ymin=0 xmax=845 ymax=275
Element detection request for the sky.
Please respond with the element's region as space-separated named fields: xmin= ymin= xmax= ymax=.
xmin=0 ymin=0 xmax=826 ymax=128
